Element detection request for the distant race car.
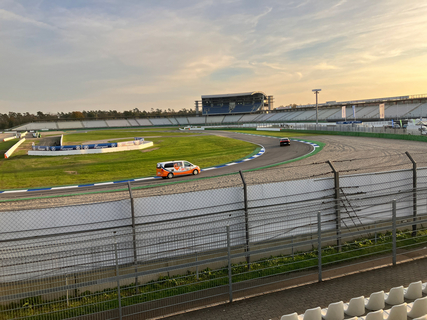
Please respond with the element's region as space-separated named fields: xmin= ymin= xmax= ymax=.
xmin=279 ymin=138 xmax=291 ymax=146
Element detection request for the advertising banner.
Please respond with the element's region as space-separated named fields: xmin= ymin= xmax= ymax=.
xmin=352 ymin=105 xmax=356 ymax=119
xmin=341 ymin=106 xmax=346 ymax=119
xmin=379 ymin=104 xmax=385 ymax=119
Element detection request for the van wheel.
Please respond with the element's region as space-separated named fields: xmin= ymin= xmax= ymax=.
xmin=167 ymin=173 xmax=174 ymax=179
xmin=193 ymin=169 xmax=199 ymax=175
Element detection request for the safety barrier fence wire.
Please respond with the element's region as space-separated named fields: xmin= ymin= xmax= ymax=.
xmin=2 ymin=166 xmax=427 ymax=319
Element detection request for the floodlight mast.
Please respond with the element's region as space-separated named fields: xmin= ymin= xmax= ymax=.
xmin=312 ymin=89 xmax=322 ymax=125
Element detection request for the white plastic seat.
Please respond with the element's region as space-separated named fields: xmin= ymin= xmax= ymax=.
xmin=365 ymin=291 xmax=385 ymax=311
xmin=383 ymin=303 xmax=407 ymax=320
xmin=385 ymin=286 xmax=404 ymax=306
xmin=298 ymin=307 xmax=322 ymax=320
xmin=359 ymin=309 xmax=384 ymax=320
xmin=321 ymin=301 xmax=344 ymax=320
xmin=414 ymin=315 xmax=427 ymax=320
xmin=281 ymin=312 xmax=299 ymax=320
xmin=404 ymin=281 xmax=423 ymax=300
xmin=407 ymin=297 xmax=427 ymax=319
xmin=422 ymin=283 xmax=427 ymax=294
xmin=344 ymin=296 xmax=365 ymax=317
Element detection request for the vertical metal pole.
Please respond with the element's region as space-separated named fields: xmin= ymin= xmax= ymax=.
xmin=196 ymin=252 xmax=199 ymax=280
xmin=405 ymin=152 xmax=417 ymax=236
xmin=127 ymin=182 xmax=139 ymax=292
xmin=226 ymin=226 xmax=233 ymax=303
xmin=291 ymin=236 xmax=294 ymax=260
xmin=327 ymin=161 xmax=341 ymax=251
xmin=392 ymin=200 xmax=397 ymax=266
xmin=114 ymin=233 xmax=123 ymax=320
xmin=316 ymin=92 xmax=319 ymax=125
xmin=239 ymin=170 xmax=250 ymax=266
xmin=317 ymin=211 xmax=322 ymax=282
xmin=66 ymin=275 xmax=69 ymax=307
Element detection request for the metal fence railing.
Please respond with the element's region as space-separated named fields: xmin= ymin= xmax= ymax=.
xmin=1 ymin=164 xmax=427 ymax=319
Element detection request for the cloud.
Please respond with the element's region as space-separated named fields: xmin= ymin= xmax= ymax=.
xmin=314 ymin=63 xmax=338 ymax=70
xmin=0 ymin=0 xmax=426 ymax=114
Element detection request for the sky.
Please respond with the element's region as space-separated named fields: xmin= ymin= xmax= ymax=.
xmin=1 ymin=0 xmax=427 ymax=114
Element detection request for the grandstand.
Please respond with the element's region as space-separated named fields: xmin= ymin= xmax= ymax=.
xmin=199 ymin=92 xmax=273 ymax=116
xmin=10 ymin=94 xmax=427 ymax=132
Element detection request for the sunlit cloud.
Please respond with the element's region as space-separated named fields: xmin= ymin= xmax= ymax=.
xmin=0 ymin=0 xmax=426 ymax=114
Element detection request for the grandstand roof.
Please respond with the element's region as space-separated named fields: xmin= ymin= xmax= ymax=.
xmin=201 ymin=91 xmax=266 ymax=99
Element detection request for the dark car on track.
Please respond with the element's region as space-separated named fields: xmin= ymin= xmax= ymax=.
xmin=279 ymin=137 xmax=291 ymax=146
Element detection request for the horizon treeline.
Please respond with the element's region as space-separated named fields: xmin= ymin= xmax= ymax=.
xmin=0 ymin=107 xmax=196 ymax=130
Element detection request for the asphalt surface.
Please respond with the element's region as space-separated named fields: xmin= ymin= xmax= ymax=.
xmin=0 ymin=132 xmax=313 ymax=199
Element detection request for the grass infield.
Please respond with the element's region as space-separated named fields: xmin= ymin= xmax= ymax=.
xmin=0 ymin=130 xmax=256 ymax=190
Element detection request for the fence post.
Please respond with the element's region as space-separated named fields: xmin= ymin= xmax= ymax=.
xmin=239 ymin=170 xmax=251 ymax=266
xmin=317 ymin=211 xmax=322 ymax=282
xmin=327 ymin=161 xmax=341 ymax=251
xmin=127 ymin=182 xmax=139 ymax=293
xmin=114 ymin=232 xmax=123 ymax=320
xmin=405 ymin=152 xmax=417 ymax=236
xmin=226 ymin=226 xmax=233 ymax=303
xmin=392 ymin=200 xmax=397 ymax=266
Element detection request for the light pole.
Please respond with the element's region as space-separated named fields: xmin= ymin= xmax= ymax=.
xmin=312 ymin=89 xmax=321 ymax=125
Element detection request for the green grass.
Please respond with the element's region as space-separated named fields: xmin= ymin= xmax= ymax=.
xmin=0 ymin=133 xmax=256 ymax=190
xmin=0 ymin=139 xmax=19 ymax=154
xmin=2 ymin=229 xmax=426 ymax=320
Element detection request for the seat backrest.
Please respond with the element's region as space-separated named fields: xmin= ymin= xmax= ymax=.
xmin=281 ymin=312 xmax=299 ymax=320
xmin=407 ymin=297 xmax=427 ymax=319
xmin=366 ymin=291 xmax=385 ymax=311
xmin=324 ymin=301 xmax=344 ymax=320
xmin=365 ymin=309 xmax=384 ymax=320
xmin=385 ymin=286 xmax=404 ymax=305
xmin=405 ymin=281 xmax=423 ymax=300
xmin=303 ymin=307 xmax=322 ymax=320
xmin=386 ymin=303 xmax=407 ymax=320
xmin=345 ymin=296 xmax=365 ymax=317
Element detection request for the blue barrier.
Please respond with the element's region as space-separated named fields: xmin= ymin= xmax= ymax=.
xmin=32 ymin=139 xmax=145 ymax=151
xmin=33 ymin=142 xmax=118 ymax=151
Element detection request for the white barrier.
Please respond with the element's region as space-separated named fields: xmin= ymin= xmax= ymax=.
xmin=179 ymin=126 xmax=205 ymax=130
xmin=28 ymin=141 xmax=154 ymax=156
xmin=3 ymin=136 xmax=16 ymax=142
xmin=4 ymin=138 xmax=26 ymax=159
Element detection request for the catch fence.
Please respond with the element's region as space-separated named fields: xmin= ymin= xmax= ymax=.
xmin=1 ymin=160 xmax=427 ymax=319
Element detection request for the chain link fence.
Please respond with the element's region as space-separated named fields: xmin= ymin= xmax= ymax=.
xmin=1 ymin=158 xmax=427 ymax=319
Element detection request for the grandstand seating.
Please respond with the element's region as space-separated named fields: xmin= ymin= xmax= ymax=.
xmin=57 ymin=121 xmax=84 ymax=129
xmin=238 ymin=114 xmax=260 ymax=122
xmin=136 ymin=119 xmax=152 ymax=126
xmin=206 ymin=116 xmax=224 ymax=123
xmin=203 ymin=101 xmax=263 ymax=115
xmin=175 ymin=117 xmax=189 ymax=125
xmin=223 ymin=115 xmax=243 ymax=123
xmin=149 ymin=118 xmax=172 ymax=125
xmin=11 ymin=99 xmax=427 ymax=132
xmin=82 ymin=120 xmax=108 ymax=128
xmin=256 ymin=113 xmax=276 ymax=122
xmin=406 ymin=103 xmax=427 ymax=119
xmin=267 ymin=113 xmax=287 ymax=121
xmin=280 ymin=281 xmax=427 ymax=320
xmin=127 ymin=119 xmax=139 ymax=126
xmin=188 ymin=117 xmax=205 ymax=124
xmin=169 ymin=118 xmax=178 ymax=125
xmin=105 ymin=119 xmax=131 ymax=127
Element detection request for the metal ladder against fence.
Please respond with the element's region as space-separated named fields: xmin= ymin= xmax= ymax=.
xmin=339 ymin=187 xmax=367 ymax=232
